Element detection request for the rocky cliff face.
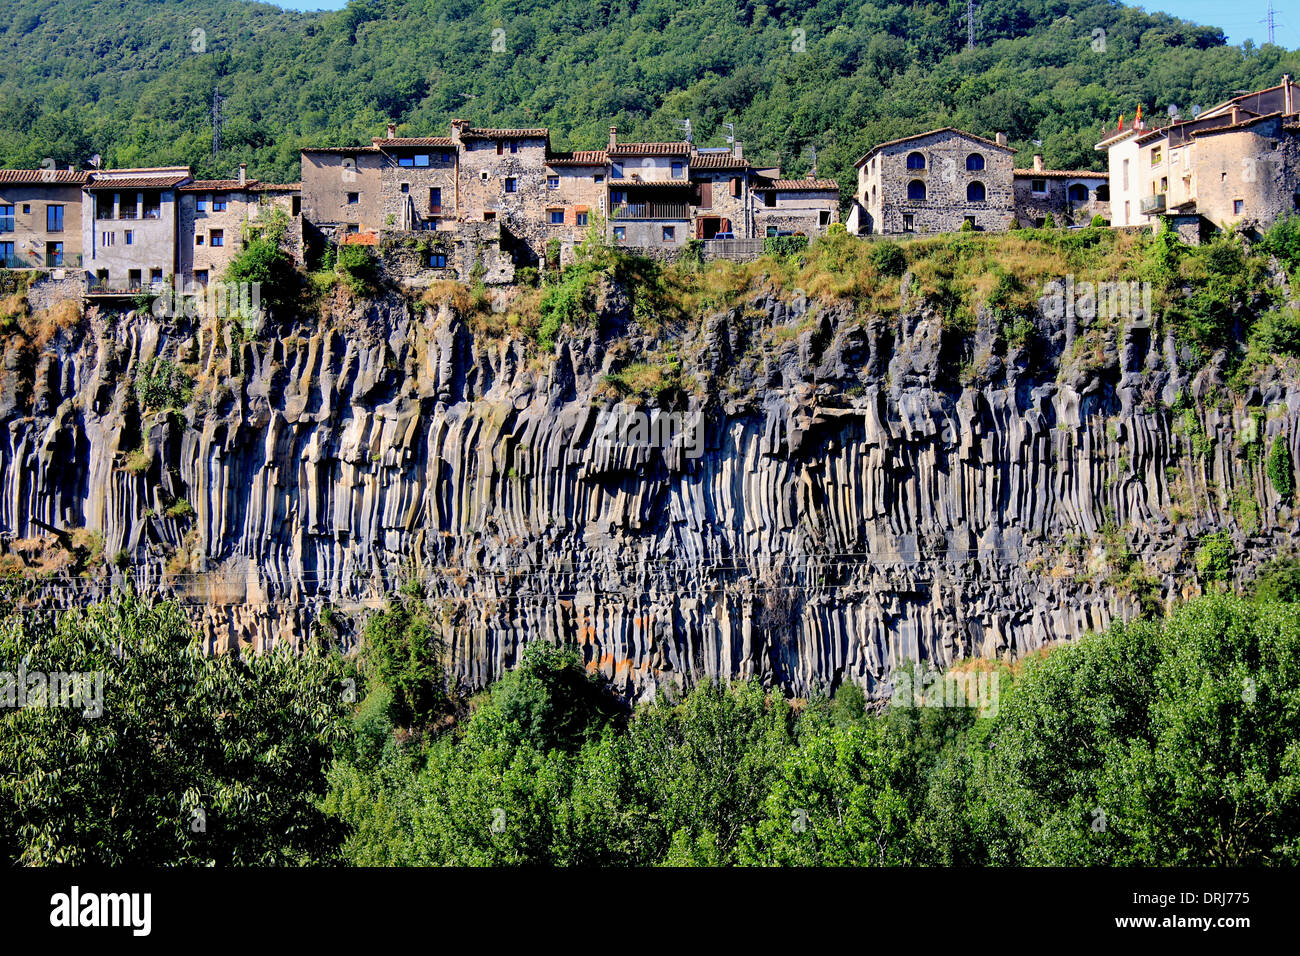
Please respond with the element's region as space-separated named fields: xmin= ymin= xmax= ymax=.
xmin=2 ymin=274 xmax=1295 ymax=700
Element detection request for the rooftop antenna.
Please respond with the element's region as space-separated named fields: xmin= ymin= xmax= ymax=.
xmin=809 ymin=144 xmax=818 ymax=177
xmin=675 ymin=119 xmax=693 ymax=144
xmin=211 ymin=87 xmax=223 ymax=159
xmin=722 ymin=122 xmax=736 ymax=150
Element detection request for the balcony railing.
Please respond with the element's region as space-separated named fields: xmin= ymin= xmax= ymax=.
xmin=611 ymin=202 xmax=690 ymax=220
xmin=0 ymin=253 xmax=82 ymax=269
xmin=1140 ymin=193 xmax=1167 ymax=215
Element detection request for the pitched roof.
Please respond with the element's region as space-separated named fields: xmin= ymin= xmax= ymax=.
xmin=180 ymin=179 xmax=261 ymax=192
xmin=756 ymin=178 xmax=841 ymax=191
xmin=340 ymin=231 xmax=378 ymax=246
xmin=86 ymin=174 xmax=190 ymax=189
xmin=690 ymin=153 xmax=750 ymax=170
xmin=255 ymin=182 xmax=301 ymax=192
xmin=0 ymin=169 xmax=89 ymax=185
xmin=546 ymin=150 xmax=608 ymax=166
xmin=1013 ymin=169 xmax=1108 ymax=179
xmin=373 ymin=137 xmax=455 ymax=148
xmin=609 ymin=141 xmax=691 ymax=157
xmin=854 ymin=127 xmax=1015 ymax=167
xmin=301 ymin=146 xmax=380 ymax=154
xmin=461 ymin=127 xmax=548 ymax=139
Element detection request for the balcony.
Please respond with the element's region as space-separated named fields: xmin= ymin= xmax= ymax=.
xmin=1140 ymin=193 xmax=1167 ymax=215
xmin=611 ymin=202 xmax=690 ymax=221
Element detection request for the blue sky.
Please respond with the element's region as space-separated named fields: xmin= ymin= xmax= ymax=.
xmin=268 ymin=1 xmax=1297 ymax=48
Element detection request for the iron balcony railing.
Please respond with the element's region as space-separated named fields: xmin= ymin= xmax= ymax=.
xmin=611 ymin=202 xmax=690 ymax=220
xmin=0 ymin=253 xmax=82 ymax=269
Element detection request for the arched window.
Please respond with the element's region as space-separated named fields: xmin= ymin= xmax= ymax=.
xmin=1096 ymin=184 xmax=1110 ymax=202
xmin=966 ymin=181 xmax=985 ymax=202
xmin=908 ymin=179 xmax=927 ymax=201
xmin=1068 ymin=183 xmax=1089 ymax=202
xmin=966 ymin=153 xmax=985 ymax=171
xmin=906 ymin=151 xmax=926 ymax=170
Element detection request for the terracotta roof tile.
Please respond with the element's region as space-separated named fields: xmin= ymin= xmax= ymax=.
xmin=255 ymin=182 xmax=301 ymax=192
xmin=462 ymin=127 xmax=548 ymax=139
xmin=180 ymin=179 xmax=261 ymax=192
xmin=757 ymin=179 xmax=841 ymax=191
xmin=546 ymin=150 xmax=608 ymax=166
xmin=373 ymin=137 xmax=455 ymax=148
xmin=0 ymin=169 xmax=89 ymax=185
xmin=690 ymin=153 xmax=750 ymax=170
xmin=1014 ymin=169 xmax=1108 ymax=179
xmin=86 ymin=174 xmax=190 ymax=189
xmin=340 ymin=231 xmax=378 ymax=246
xmin=609 ymin=142 xmax=691 ymax=156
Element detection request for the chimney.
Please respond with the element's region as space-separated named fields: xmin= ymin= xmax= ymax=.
xmin=450 ymin=118 xmax=470 ymax=145
xmin=733 ymin=140 xmax=743 ymax=161
xmin=238 ymin=162 xmax=247 ymax=185
xmin=608 ymin=126 xmax=618 ymax=150
xmin=1285 ymin=74 xmax=1294 ymax=115
xmin=387 ymin=122 xmax=397 ymax=139
xmin=1032 ymin=154 xmax=1044 ymax=173
xmin=995 ymin=132 xmax=1007 ymax=147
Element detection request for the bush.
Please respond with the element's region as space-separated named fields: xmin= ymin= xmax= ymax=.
xmin=1268 ymin=435 xmax=1294 ymax=499
xmin=763 ymin=235 xmax=808 ymax=257
xmin=870 ymin=240 xmax=907 ymax=277
xmin=1195 ymin=531 xmax=1234 ymax=585
xmin=1251 ymin=308 xmax=1300 ymax=357
xmin=1091 ymin=214 xmax=1106 ymax=227
xmin=335 ymin=244 xmax=379 ymax=296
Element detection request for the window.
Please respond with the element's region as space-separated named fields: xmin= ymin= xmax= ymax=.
xmin=46 ymin=242 xmax=63 ymax=266
xmin=966 ymin=153 xmax=985 ymax=171
xmin=1234 ymin=199 xmax=1245 ymax=215
xmin=1096 ymin=184 xmax=1110 ymax=201
xmin=347 ymin=192 xmax=359 ymax=205
xmin=1159 ymin=176 xmax=1167 ymax=192
xmin=0 ymin=241 xmax=14 ymax=264
xmin=1124 ymin=200 xmax=1130 ymax=223
xmin=662 ymin=226 xmax=675 ymax=241
xmin=346 ymin=224 xmax=360 ymax=234
xmin=610 ymin=190 xmax=626 ymax=204
xmin=195 ymin=233 xmax=204 ymax=245
xmin=211 ymin=197 xmax=226 ymax=212
xmin=907 ymin=180 xmax=926 ymax=201
xmin=766 ymin=226 xmax=778 ymax=237
xmin=128 ymin=269 xmax=142 ymax=288
xmin=428 ymin=253 xmax=447 ymax=268
xmin=576 ymin=211 xmax=588 ymax=226
xmin=902 ymin=213 xmax=915 ymax=232
xmin=1031 ymin=179 xmax=1047 ymax=194
xmin=398 ymin=156 xmax=415 ymax=167
xmin=21 ymin=204 xmax=29 ymax=215
xmin=496 ymin=141 xmax=504 ymax=155
xmin=819 ymin=210 xmax=831 ymax=226
xmin=966 ymin=181 xmax=985 ymax=202
xmin=504 ymin=177 xmax=517 ymax=193
xmin=1151 ymin=146 xmax=1162 ymax=164
xmin=547 ymin=175 xmax=560 ymax=189
xmin=101 ymin=231 xmax=115 ymax=247
xmin=906 ymin=151 xmax=926 ymax=170
xmin=150 ymin=268 xmax=163 ymax=284
xmin=44 ymin=205 xmax=64 ymax=232
xmin=671 ymin=162 xmax=684 ymax=179
xmin=594 ymin=174 xmax=604 ymax=184
xmin=611 ymin=163 xmax=623 ymax=179
xmin=210 ymin=229 xmax=224 ymax=247
xmin=125 ymin=230 xmax=134 ymax=245
xmin=196 ymin=196 xmax=207 ymax=211
xmin=195 ymin=270 xmax=208 ymax=286
xmin=550 ymin=209 xmax=564 ymax=224
xmin=429 ymin=188 xmax=442 ymax=213
xmin=414 ymin=155 xmax=430 ymax=167
xmin=1122 ymin=159 xmax=1130 ymax=190
xmin=509 ymin=141 xmax=519 ymax=154
xmin=0 ymin=205 xmax=12 ymax=233
xmin=483 ymin=211 xmax=496 ymax=221
xmin=613 ymin=226 xmax=626 ymax=240
xmin=400 ymin=183 xmax=410 ymax=194
xmin=1067 ymin=183 xmax=1089 ymax=202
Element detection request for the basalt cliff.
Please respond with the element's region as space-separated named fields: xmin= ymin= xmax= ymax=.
xmin=2 ymin=269 xmax=1295 ymax=700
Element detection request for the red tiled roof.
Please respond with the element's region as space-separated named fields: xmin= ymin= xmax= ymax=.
xmin=756 ymin=179 xmax=841 ymax=191
xmin=256 ymin=182 xmax=301 ymax=192
xmin=691 ymin=153 xmax=749 ymax=170
xmin=546 ymin=150 xmax=608 ymax=166
xmin=86 ymin=174 xmax=190 ymax=189
xmin=1014 ymin=169 xmax=1108 ymax=179
xmin=373 ymin=137 xmax=455 ymax=147
xmin=609 ymin=141 xmax=691 ymax=156
xmin=462 ymin=127 xmax=548 ymax=139
xmin=854 ymin=127 xmax=1015 ymax=167
xmin=340 ymin=231 xmax=378 ymax=246
xmin=301 ymin=146 xmax=380 ymax=154
xmin=0 ymin=169 xmax=89 ymax=185
xmin=180 ymin=179 xmax=261 ymax=192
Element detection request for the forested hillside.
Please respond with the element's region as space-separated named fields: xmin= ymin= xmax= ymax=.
xmin=2 ymin=0 xmax=1298 ymax=192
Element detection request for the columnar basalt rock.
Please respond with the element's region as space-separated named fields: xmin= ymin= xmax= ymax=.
xmin=1 ymin=280 xmax=1296 ymax=702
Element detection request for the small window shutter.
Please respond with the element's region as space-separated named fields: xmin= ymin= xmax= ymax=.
xmin=730 ymin=177 xmax=740 ymax=197
xmin=699 ymin=182 xmax=712 ymax=208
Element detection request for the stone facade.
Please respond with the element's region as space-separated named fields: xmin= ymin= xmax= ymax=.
xmin=754 ymin=179 xmax=841 ymax=236
xmin=372 ymin=133 xmax=458 ymax=231
xmin=178 ymin=172 xmax=302 ymax=286
xmin=0 ymin=170 xmax=86 ymax=272
xmin=855 ymin=128 xmax=1017 ymax=235
xmin=378 ymin=222 xmax=514 ymax=287
xmin=1012 ymin=159 xmax=1110 ymax=227
xmin=82 ymin=168 xmax=191 ymax=292
xmin=300 ymin=147 xmax=384 ymax=248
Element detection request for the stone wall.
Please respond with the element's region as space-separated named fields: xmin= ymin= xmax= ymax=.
xmin=1013 ymin=175 xmax=1110 ymax=227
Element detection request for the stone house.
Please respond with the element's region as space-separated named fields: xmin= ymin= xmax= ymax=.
xmin=300 ymin=146 xmax=384 ymax=253
xmin=371 ymin=126 xmax=458 ymax=232
xmin=753 ymin=176 xmax=841 ymax=236
xmin=607 ymin=131 xmax=694 ymax=250
xmin=178 ymin=167 xmax=302 ymax=286
xmin=689 ymin=148 xmax=754 ymax=239
xmin=1096 ymin=75 xmax=1300 ymax=236
xmin=850 ymin=128 xmax=1016 ymax=235
xmin=0 ymin=169 xmax=87 ymax=272
xmin=542 ymin=149 xmax=608 ymax=265
xmin=1012 ymin=156 xmax=1110 ymax=226
xmin=82 ymin=167 xmax=192 ymax=294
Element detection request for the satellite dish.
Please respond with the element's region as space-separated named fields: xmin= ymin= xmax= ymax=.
xmin=1167 ymin=103 xmax=1179 ymax=118
xmin=1191 ymin=104 xmax=1202 ymax=118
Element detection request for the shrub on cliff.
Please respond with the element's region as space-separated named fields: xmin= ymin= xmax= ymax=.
xmin=1269 ymin=435 xmax=1294 ymax=500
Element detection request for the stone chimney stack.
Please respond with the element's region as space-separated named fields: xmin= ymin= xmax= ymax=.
xmin=608 ymin=126 xmax=618 ymax=150
xmin=996 ymin=132 xmax=1008 ymax=147
xmin=238 ymin=162 xmax=247 ymax=185
xmin=387 ymin=122 xmax=397 ymax=139
xmin=733 ymin=140 xmax=743 ymax=160
xmin=450 ymin=118 xmax=470 ymax=145
xmin=1285 ymin=74 xmax=1294 ymax=114
xmin=1032 ymin=154 xmax=1044 ymax=173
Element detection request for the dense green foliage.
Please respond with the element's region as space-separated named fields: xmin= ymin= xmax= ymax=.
xmin=0 ymin=594 xmax=352 ymax=864
xmin=2 ymin=0 xmax=1297 ymax=194
xmin=3 ymin=588 xmax=1298 ymax=865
